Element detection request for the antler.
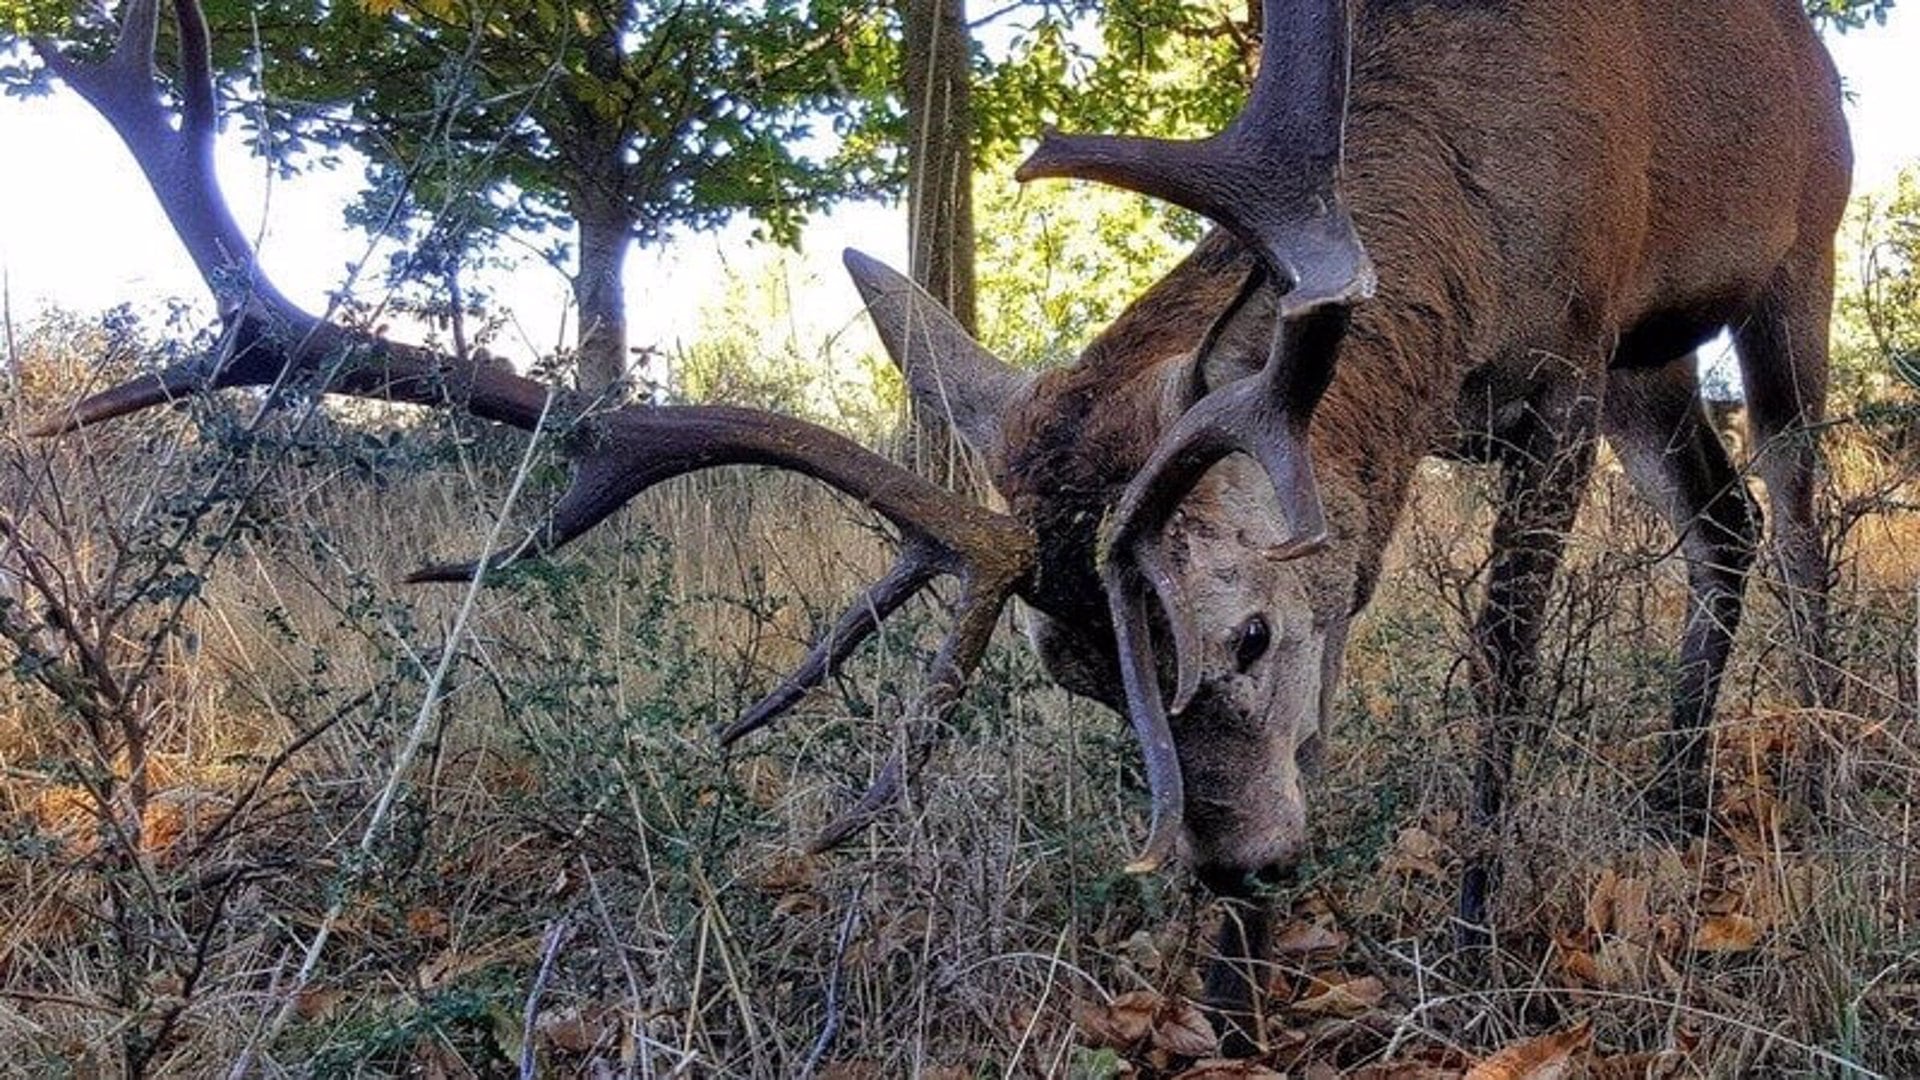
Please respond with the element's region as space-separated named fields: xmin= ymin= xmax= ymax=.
xmin=1017 ymin=0 xmax=1372 ymax=316
xmin=30 ymin=0 xmax=1035 ymax=850
xmin=1017 ymin=0 xmax=1372 ymax=856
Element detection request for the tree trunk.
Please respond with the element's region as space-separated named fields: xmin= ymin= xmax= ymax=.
xmin=572 ymin=199 xmax=633 ymax=396
xmin=900 ymin=0 xmax=980 ymax=491
xmin=901 ymin=0 xmax=976 ymax=333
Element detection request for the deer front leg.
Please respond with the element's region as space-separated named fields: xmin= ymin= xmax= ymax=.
xmin=1456 ymin=378 xmax=1601 ymax=949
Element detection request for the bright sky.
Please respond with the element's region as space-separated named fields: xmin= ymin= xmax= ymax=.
xmin=1 ymin=8 xmax=1916 ymax=369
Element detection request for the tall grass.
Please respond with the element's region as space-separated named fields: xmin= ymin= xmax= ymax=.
xmin=2 ymin=316 xmax=1915 ymax=1076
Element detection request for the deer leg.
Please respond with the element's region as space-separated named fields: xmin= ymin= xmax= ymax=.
xmin=1196 ymin=881 xmax=1278 ymax=1057
xmin=1734 ymin=247 xmax=1838 ymax=809
xmin=1605 ymin=360 xmax=1759 ymax=834
xmin=1456 ymin=379 xmax=1600 ymax=946
xmin=1734 ymin=251 xmax=1836 ymax=711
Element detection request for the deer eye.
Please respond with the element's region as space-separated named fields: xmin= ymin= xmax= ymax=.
xmin=1234 ymin=615 xmax=1272 ymax=671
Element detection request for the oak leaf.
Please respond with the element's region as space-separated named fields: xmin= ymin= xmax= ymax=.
xmin=1463 ymin=1018 xmax=1593 ymax=1080
xmin=1273 ymin=921 xmax=1349 ymax=955
xmin=1292 ymin=974 xmax=1387 ymax=1017
xmin=1692 ymin=913 xmax=1762 ymax=952
xmin=1381 ymin=827 xmax=1447 ymax=879
xmin=1174 ymin=1060 xmax=1286 ymax=1079
xmin=1073 ymin=990 xmax=1158 ymax=1048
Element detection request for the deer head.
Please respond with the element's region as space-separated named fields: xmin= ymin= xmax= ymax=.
xmin=853 ymin=234 xmax=1359 ymax=892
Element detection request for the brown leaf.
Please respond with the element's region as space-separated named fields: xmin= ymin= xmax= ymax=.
xmin=1692 ymin=913 xmax=1761 ymax=952
xmin=1075 ymin=990 xmax=1216 ymax=1057
xmin=1585 ymin=868 xmax=1652 ymax=943
xmin=1381 ymin=827 xmax=1447 ymax=879
xmin=1150 ymin=997 xmax=1218 ymax=1057
xmin=1073 ymin=989 xmax=1158 ymax=1048
xmin=752 ymin=852 xmax=818 ymax=893
xmin=535 ymin=1005 xmax=615 ymax=1054
xmin=1174 ymin=1060 xmax=1286 ymax=1079
xmin=1273 ymin=921 xmax=1349 ymax=955
xmin=1580 ymin=1049 xmax=1689 ymax=1079
xmin=405 ymin=905 xmax=451 ymax=941
xmin=1292 ymin=974 xmax=1387 ymax=1017
xmin=773 ymin=891 xmax=825 ymax=918
xmin=1464 ymin=1018 xmax=1593 ymax=1080
xmin=1555 ymin=932 xmax=1599 ymax=986
xmin=294 ymin=987 xmax=347 ymax=1021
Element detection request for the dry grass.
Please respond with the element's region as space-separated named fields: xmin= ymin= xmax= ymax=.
xmin=1 ymin=323 xmax=1916 ymax=1076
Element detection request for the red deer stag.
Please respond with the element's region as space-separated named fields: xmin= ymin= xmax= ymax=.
xmin=32 ymin=0 xmax=1847 ymax=1054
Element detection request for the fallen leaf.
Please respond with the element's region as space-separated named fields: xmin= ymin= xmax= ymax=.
xmin=1292 ymin=974 xmax=1387 ymax=1017
xmin=1464 ymin=1018 xmax=1592 ymax=1080
xmin=1692 ymin=913 xmax=1762 ymax=953
xmin=773 ymin=891 xmax=825 ymax=918
xmin=1073 ymin=990 xmax=1158 ymax=1048
xmin=1151 ymin=997 xmax=1217 ymax=1056
xmin=1580 ymin=1049 xmax=1689 ymax=1079
xmin=535 ymin=1005 xmax=615 ymax=1054
xmin=752 ymin=853 xmax=818 ymax=893
xmin=1381 ymin=827 xmax=1447 ymax=879
xmin=1075 ymin=990 xmax=1217 ymax=1057
xmin=1555 ymin=932 xmax=1599 ymax=986
xmin=405 ymin=905 xmax=451 ymax=941
xmin=1586 ymin=868 xmax=1652 ymax=943
xmin=1175 ymin=1060 xmax=1286 ymax=1079
xmin=294 ymin=987 xmax=347 ymax=1021
xmin=1273 ymin=921 xmax=1349 ymax=955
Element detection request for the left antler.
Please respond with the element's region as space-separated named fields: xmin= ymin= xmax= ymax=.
xmin=31 ymin=0 xmax=1036 ymax=849
xmin=1017 ymin=0 xmax=1372 ymax=830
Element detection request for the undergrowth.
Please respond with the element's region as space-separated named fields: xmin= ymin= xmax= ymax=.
xmin=1 ymin=316 xmax=1915 ymax=1076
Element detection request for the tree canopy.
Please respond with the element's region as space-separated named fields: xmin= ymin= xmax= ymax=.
xmin=1 ymin=0 xmax=1905 ymax=390
xmin=5 ymin=0 xmax=899 ymax=390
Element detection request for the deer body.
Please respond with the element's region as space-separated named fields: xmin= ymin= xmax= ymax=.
xmin=965 ymin=0 xmax=1849 ymax=1034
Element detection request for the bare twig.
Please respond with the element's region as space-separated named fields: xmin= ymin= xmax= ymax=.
xmin=520 ymin=915 xmax=577 ymax=1080
xmin=800 ymin=885 xmax=865 ymax=1080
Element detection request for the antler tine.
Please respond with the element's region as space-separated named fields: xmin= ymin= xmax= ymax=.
xmin=1110 ymin=302 xmax=1348 ymax=563
xmin=1016 ymin=0 xmax=1374 ymax=312
xmin=718 ymin=539 xmax=942 ymax=746
xmin=810 ymin=563 xmax=1016 ymax=852
xmin=1103 ymin=556 xmax=1188 ymax=874
xmin=1019 ymin=0 xmax=1372 ymax=571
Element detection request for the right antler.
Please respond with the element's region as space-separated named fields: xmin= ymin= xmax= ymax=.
xmin=1017 ymin=0 xmax=1373 ymax=862
xmin=31 ymin=0 xmax=1036 ymax=850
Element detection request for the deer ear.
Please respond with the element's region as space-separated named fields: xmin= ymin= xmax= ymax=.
xmin=1186 ymin=266 xmax=1281 ymax=400
xmin=844 ymin=249 xmax=1031 ymax=455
